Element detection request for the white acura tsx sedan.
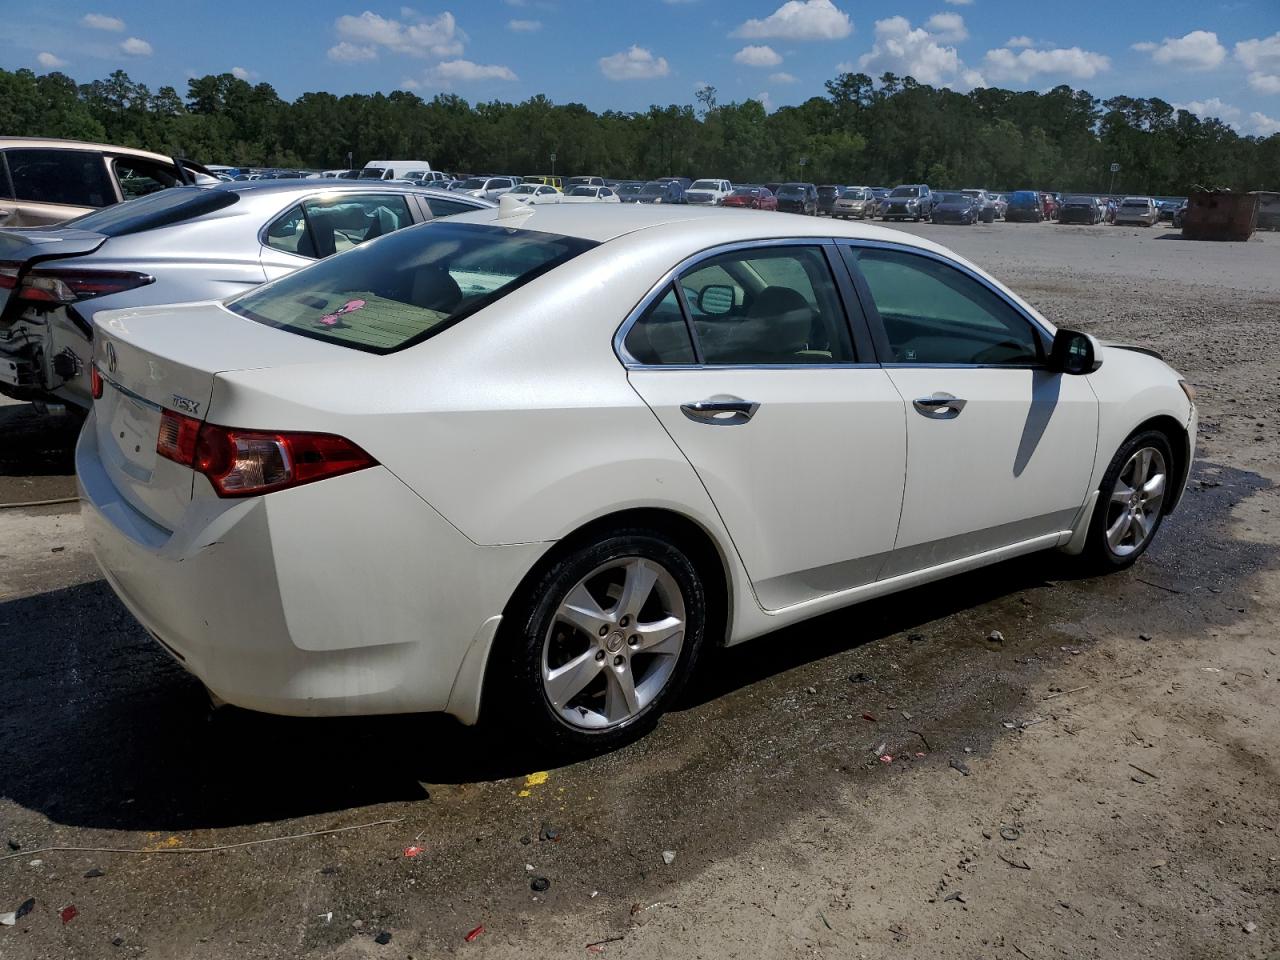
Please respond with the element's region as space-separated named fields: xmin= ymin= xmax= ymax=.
xmin=78 ymin=201 xmax=1196 ymax=754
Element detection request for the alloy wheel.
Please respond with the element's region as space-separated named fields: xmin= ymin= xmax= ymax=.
xmin=1104 ymin=447 xmax=1167 ymax=557
xmin=541 ymin=557 xmax=686 ymax=730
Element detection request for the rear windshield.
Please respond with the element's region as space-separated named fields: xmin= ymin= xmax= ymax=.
xmin=63 ymin=186 xmax=240 ymax=237
xmin=1064 ymin=196 xmax=1094 ymax=204
xmin=357 ymin=168 xmax=386 ymax=180
xmin=227 ymin=221 xmax=597 ymax=355
xmin=817 ymin=186 xmax=839 ymax=198
xmin=640 ymin=183 xmax=667 ymax=195
xmin=1010 ymin=191 xmax=1039 ymax=204
xmin=777 ymin=185 xmax=804 ymax=196
xmin=890 ymin=186 xmax=919 ymax=197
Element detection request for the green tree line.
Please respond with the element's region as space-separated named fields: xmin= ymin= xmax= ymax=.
xmin=2 ymin=66 xmax=1276 ymax=194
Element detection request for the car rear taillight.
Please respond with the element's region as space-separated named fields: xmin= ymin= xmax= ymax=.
xmin=156 ymin=410 xmax=376 ymax=498
xmin=0 ymin=262 xmax=20 ymax=291
xmin=18 ymin=269 xmax=154 ymax=305
xmin=90 ymin=364 xmax=104 ymax=400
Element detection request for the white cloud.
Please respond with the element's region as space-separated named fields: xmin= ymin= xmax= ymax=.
xmin=119 ymin=37 xmax=152 ymax=56
xmin=507 ymin=18 xmax=541 ymax=31
xmin=733 ymin=0 xmax=852 ymax=41
xmin=960 ymin=68 xmax=987 ymax=89
xmin=1250 ymin=73 xmax=1280 ymax=95
xmin=400 ymin=77 xmax=421 ymax=90
xmin=431 ymin=59 xmax=517 ymax=82
xmin=80 ymin=13 xmax=124 ymax=31
xmin=1175 ymin=97 xmax=1240 ymax=122
xmin=332 ymin=10 xmax=466 ymax=58
xmin=925 ymin=12 xmax=967 ymax=43
xmin=755 ymin=91 xmax=773 ymax=111
xmin=1005 ymin=36 xmax=1035 ymax=49
xmin=1248 ymin=111 xmax=1280 ymax=136
xmin=231 ymin=66 xmax=257 ymax=80
xmin=327 ymin=41 xmax=378 ymax=62
xmin=599 ymin=45 xmax=670 ymax=80
xmin=944 ymin=0 xmax=972 ymax=5
xmin=733 ymin=44 xmax=783 ymax=67
xmin=983 ymin=45 xmax=1109 ymax=83
xmin=36 ymin=52 xmax=67 ymax=68
xmin=769 ymin=71 xmax=798 ymax=83
xmin=1133 ymin=30 xmax=1226 ymax=70
xmin=1234 ymin=32 xmax=1280 ymax=72
xmin=858 ymin=16 xmax=963 ymax=87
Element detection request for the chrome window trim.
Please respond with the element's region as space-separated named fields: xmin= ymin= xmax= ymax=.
xmin=837 ymin=238 xmax=1056 ymax=364
xmin=613 ymin=237 xmax=877 ymax=370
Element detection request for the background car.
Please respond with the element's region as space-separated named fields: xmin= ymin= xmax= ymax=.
xmin=1114 ymin=196 xmax=1160 ymax=226
xmin=930 ymin=191 xmax=981 ymax=225
xmin=0 ymin=181 xmax=491 ymax=410
xmin=457 ymin=176 xmax=516 ymax=201
xmin=78 ymin=204 xmax=1195 ymax=758
xmin=1058 ymin=195 xmax=1103 ymax=224
xmin=960 ymin=189 xmax=998 ymax=223
xmin=832 ymin=186 xmax=874 ymax=219
xmin=987 ymin=193 xmax=1009 ymax=219
xmin=523 ymin=174 xmax=564 ymax=190
xmin=562 ymin=185 xmax=620 ymax=203
xmin=1005 ymin=190 xmax=1044 ymax=222
xmin=615 ymin=182 xmax=646 ymax=201
xmin=720 ymin=186 xmax=777 ymax=210
xmin=565 ymin=176 xmax=605 ymax=190
xmin=685 ymin=179 xmax=733 ymax=205
xmin=0 ymin=137 xmax=210 ymax=227
xmin=1040 ymin=192 xmax=1060 ymax=221
xmin=775 ymin=182 xmax=818 ymax=215
xmin=816 ymin=185 xmax=845 ymax=216
xmin=628 ymin=180 xmax=687 ymax=204
xmin=507 ymin=183 xmax=563 ymax=204
xmin=881 ymin=184 xmax=933 ymax=221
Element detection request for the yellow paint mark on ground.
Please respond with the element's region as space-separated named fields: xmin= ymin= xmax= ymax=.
xmin=517 ymin=790 xmax=532 ymax=797
xmin=525 ymin=771 xmax=549 ymax=787
xmin=144 ymin=836 xmax=182 ymax=851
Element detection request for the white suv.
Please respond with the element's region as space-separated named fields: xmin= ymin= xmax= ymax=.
xmin=686 ymin=179 xmax=733 ymax=205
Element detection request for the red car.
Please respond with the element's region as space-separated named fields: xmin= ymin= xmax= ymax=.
xmin=722 ymin=186 xmax=778 ymax=210
xmin=1040 ymin=192 xmax=1059 ymax=221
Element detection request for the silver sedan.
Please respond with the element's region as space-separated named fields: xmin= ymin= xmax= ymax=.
xmin=0 ymin=181 xmax=492 ymax=411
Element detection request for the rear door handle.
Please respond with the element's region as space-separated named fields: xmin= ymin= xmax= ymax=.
xmin=912 ymin=392 xmax=967 ymax=418
xmin=680 ymin=397 xmax=759 ymax=426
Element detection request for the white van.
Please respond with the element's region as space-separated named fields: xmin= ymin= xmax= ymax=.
xmin=358 ymin=160 xmax=432 ymax=182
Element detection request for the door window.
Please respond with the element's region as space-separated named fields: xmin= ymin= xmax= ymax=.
xmin=425 ymin=196 xmax=480 ymax=218
xmin=264 ymin=194 xmax=414 ymax=259
xmin=679 ymin=246 xmax=853 ymax=365
xmin=623 ymin=285 xmax=696 ymax=365
xmin=845 ymin=247 xmax=1043 ymax=366
xmin=113 ymin=157 xmax=182 ymax=199
xmin=5 ymin=149 xmax=115 ymax=207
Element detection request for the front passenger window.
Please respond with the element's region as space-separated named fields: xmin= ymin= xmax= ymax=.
xmin=845 ymin=247 xmax=1042 ymax=366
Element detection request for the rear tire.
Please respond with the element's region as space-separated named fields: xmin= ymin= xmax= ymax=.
xmin=1080 ymin=430 xmax=1175 ymax=572
xmin=491 ymin=528 xmax=707 ymax=756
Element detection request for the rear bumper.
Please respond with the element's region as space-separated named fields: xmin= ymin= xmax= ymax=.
xmin=77 ymin=413 xmax=547 ymax=721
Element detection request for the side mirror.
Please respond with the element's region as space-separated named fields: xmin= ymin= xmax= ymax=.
xmin=1049 ymin=328 xmax=1103 ymax=375
xmin=698 ymin=284 xmax=736 ymax=316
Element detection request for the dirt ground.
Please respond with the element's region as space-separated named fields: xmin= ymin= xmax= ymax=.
xmin=1 ymin=219 xmax=1277 ymax=960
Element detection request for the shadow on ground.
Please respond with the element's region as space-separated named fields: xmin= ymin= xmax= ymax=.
xmin=0 ymin=462 xmax=1271 ymax=835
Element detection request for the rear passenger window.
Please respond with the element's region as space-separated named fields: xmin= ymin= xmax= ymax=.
xmin=681 ymin=246 xmax=854 ymax=365
xmin=426 ymin=197 xmax=479 ymax=218
xmin=113 ymin=158 xmax=181 ymax=200
xmin=264 ymin=195 xmax=414 ymax=259
xmin=6 ymin=149 xmax=115 ymax=207
xmin=623 ymin=285 xmax=695 ymax=365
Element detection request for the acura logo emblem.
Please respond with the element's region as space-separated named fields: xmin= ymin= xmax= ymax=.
xmin=105 ymin=342 xmax=117 ymax=374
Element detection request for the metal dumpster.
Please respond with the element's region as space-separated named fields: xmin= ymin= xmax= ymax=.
xmin=1181 ymin=191 xmax=1258 ymax=241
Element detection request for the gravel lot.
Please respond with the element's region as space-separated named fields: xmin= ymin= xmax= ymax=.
xmin=1 ymin=219 xmax=1277 ymax=959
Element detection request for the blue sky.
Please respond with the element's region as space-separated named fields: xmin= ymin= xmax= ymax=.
xmin=3 ymin=0 xmax=1278 ymax=134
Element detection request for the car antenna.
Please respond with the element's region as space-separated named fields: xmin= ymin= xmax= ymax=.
xmin=498 ymin=194 xmax=535 ymax=220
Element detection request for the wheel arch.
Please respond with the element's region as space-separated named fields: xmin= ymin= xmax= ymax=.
xmin=1127 ymin=414 xmax=1192 ymax=514
xmin=476 ymin=506 xmax=735 ymax=723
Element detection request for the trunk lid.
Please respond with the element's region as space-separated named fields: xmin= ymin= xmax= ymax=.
xmin=92 ymin=301 xmax=352 ymax=530
xmin=0 ymin=227 xmax=108 ymax=319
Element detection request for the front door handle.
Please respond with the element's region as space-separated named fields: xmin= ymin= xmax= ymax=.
xmin=680 ymin=397 xmax=759 ymax=426
xmin=912 ymin=392 xmax=967 ymax=418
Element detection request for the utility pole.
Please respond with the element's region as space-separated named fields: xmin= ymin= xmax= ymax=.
xmin=551 ymin=152 xmax=556 ymax=176
xmin=1109 ymin=161 xmax=1120 ymax=196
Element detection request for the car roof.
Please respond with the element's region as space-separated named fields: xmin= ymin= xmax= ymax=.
xmin=211 ymin=180 xmax=494 ymax=204
xmin=0 ymin=136 xmax=177 ymax=165
xmin=443 ymin=203 xmax=959 ymax=253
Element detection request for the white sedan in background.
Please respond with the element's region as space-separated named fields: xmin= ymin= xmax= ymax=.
xmin=505 ymin=183 xmax=563 ymax=204
xmin=561 ymin=185 xmax=620 ymax=203
xmin=79 ymin=204 xmax=1196 ymax=756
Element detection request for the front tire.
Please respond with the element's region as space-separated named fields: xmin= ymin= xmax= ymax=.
xmin=493 ymin=528 xmax=707 ymax=756
xmin=1081 ymin=430 xmax=1174 ymax=571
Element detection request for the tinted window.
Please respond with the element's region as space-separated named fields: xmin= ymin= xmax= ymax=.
xmin=889 ymin=186 xmax=920 ymax=197
xmin=64 ymin=186 xmax=239 ymax=237
xmin=357 ymin=168 xmax=386 ymax=180
xmin=679 ymin=246 xmax=854 ymax=365
xmin=623 ymin=285 xmax=695 ymax=365
xmin=231 ymin=221 xmax=597 ymax=354
xmin=6 ymin=149 xmax=115 ymax=207
xmin=640 ymin=183 xmax=666 ymax=195
xmin=114 ymin=157 xmax=182 ymax=199
xmin=846 ymin=247 xmax=1042 ymax=366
